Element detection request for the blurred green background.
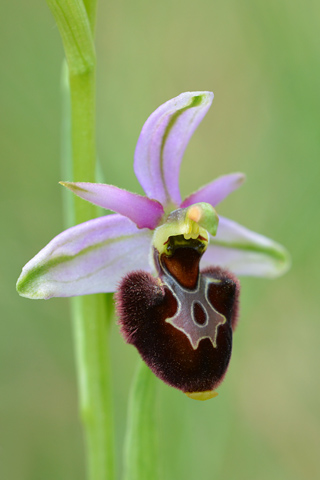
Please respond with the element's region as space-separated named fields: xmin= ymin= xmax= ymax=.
xmin=1 ymin=0 xmax=319 ymax=478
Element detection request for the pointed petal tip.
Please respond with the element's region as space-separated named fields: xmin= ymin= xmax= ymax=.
xmin=181 ymin=172 xmax=247 ymax=209
xmin=265 ymin=244 xmax=291 ymax=278
xmin=176 ymin=91 xmax=214 ymax=110
xmin=16 ymin=270 xmax=51 ymax=300
xmin=59 ymin=181 xmax=89 ymax=194
xmin=230 ymin=171 xmax=246 ymax=188
xmin=242 ymin=236 xmax=291 ymax=279
xmin=185 ymin=90 xmax=214 ymax=101
xmin=59 ymin=181 xmax=69 ymax=187
xmin=235 ymin=172 xmax=246 ymax=184
xmin=16 ymin=273 xmax=30 ymax=298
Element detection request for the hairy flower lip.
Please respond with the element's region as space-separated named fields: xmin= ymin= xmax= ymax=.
xmin=17 ymin=91 xmax=290 ymax=300
xmin=116 ymin=256 xmax=239 ymax=395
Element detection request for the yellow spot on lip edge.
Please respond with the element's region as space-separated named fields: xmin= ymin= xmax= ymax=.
xmin=185 ymin=390 xmax=219 ymax=401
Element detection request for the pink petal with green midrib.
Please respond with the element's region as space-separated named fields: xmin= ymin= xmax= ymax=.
xmin=134 ymin=92 xmax=213 ymax=207
xmin=202 ymin=216 xmax=290 ymax=277
xmin=16 ymin=214 xmax=153 ymax=298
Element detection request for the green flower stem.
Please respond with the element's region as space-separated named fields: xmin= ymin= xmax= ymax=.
xmin=72 ymin=294 xmax=115 ymax=480
xmin=68 ymin=46 xmax=116 ymax=480
xmin=123 ymin=360 xmax=159 ymax=480
xmin=69 ymin=71 xmax=96 ymax=205
xmin=48 ymin=1 xmax=115 ymax=479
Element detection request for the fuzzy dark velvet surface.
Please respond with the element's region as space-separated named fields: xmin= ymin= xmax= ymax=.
xmin=116 ymin=262 xmax=240 ymax=393
xmin=202 ymin=266 xmax=240 ymax=331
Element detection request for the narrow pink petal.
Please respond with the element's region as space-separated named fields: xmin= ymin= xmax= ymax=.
xmin=61 ymin=182 xmax=164 ymax=229
xmin=16 ymin=215 xmax=153 ymax=299
xmin=202 ymin=216 xmax=290 ymax=277
xmin=134 ymin=92 xmax=213 ymax=207
xmin=181 ymin=173 xmax=246 ymax=208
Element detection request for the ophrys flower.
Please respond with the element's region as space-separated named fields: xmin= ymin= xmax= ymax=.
xmin=17 ymin=92 xmax=290 ymax=399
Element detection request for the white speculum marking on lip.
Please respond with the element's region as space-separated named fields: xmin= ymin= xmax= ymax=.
xmin=164 ymin=275 xmax=226 ymax=350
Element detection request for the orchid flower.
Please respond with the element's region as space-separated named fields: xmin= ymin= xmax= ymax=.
xmin=17 ymin=91 xmax=289 ymax=400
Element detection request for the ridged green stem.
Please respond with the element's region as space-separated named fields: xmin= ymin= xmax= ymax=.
xmin=71 ymin=294 xmax=115 ymax=480
xmin=123 ymin=360 xmax=159 ymax=480
xmin=67 ymin=41 xmax=115 ymax=480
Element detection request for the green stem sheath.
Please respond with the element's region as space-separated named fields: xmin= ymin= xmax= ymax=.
xmin=123 ymin=360 xmax=159 ymax=480
xmin=83 ymin=0 xmax=99 ymax=32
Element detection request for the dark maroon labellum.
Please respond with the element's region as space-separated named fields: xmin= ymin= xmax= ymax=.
xmin=116 ymin=236 xmax=240 ymax=396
